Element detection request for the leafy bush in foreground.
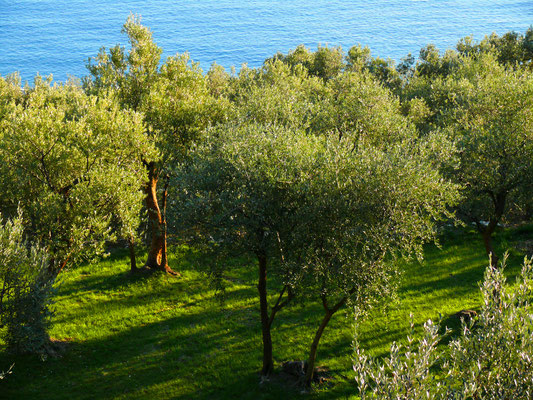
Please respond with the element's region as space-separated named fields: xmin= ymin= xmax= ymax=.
xmin=353 ymin=257 xmax=533 ymax=399
xmin=0 ymin=212 xmax=55 ymax=355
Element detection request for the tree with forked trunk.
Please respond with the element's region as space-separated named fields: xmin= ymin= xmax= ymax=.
xmin=171 ymin=122 xmax=458 ymax=382
xmin=280 ymin=134 xmax=458 ymax=388
xmin=84 ymin=15 xmax=229 ymax=274
xmin=406 ymin=52 xmax=533 ymax=267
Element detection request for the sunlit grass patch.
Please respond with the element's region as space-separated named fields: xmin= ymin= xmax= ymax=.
xmin=0 ymin=226 xmax=529 ymax=399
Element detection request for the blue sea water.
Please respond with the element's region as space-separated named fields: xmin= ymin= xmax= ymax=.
xmin=0 ymin=1 xmax=532 ymax=83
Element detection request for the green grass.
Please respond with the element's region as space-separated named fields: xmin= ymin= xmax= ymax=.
xmin=0 ymin=226 xmax=530 ymax=399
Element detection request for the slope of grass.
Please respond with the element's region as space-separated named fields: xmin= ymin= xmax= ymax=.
xmin=0 ymin=226 xmax=530 ymax=399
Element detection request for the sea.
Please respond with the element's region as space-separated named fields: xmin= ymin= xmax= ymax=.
xmin=0 ymin=0 xmax=532 ymax=83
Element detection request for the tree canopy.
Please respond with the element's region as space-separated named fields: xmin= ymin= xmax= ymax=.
xmin=0 ymin=77 xmax=156 ymax=272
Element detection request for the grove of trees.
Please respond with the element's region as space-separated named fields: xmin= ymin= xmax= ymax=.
xmin=1 ymin=16 xmax=532 ymax=393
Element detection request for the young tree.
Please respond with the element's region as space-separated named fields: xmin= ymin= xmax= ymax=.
xmin=353 ymin=257 xmax=533 ymax=399
xmin=0 ymin=77 xmax=156 ymax=274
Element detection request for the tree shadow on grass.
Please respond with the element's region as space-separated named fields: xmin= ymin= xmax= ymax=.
xmin=0 ymin=261 xmax=309 ymax=400
xmin=0 ymin=304 xmax=307 ymax=400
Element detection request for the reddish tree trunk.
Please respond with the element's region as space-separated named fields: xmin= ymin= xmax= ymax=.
xmin=144 ymin=163 xmax=177 ymax=275
xmin=257 ymin=253 xmax=274 ymax=378
xmin=48 ymin=254 xmax=71 ymax=277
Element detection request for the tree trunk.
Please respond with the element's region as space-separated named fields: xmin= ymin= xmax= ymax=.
xmin=160 ymin=176 xmax=170 ymax=269
xmin=482 ymin=230 xmax=499 ymax=268
xmin=304 ymin=310 xmax=334 ymax=387
xmin=128 ymin=235 xmax=137 ymax=273
xmin=257 ymin=253 xmax=274 ymax=378
xmin=304 ymin=295 xmax=347 ymax=387
xmin=144 ymin=163 xmax=177 ymax=275
xmin=48 ymin=255 xmax=71 ymax=277
xmin=478 ymin=190 xmax=507 ymax=268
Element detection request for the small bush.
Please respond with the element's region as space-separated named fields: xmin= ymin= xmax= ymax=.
xmin=353 ymin=256 xmax=533 ymax=399
xmin=0 ymin=212 xmax=55 ymax=355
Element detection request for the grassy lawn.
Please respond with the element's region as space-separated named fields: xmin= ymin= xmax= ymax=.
xmin=0 ymin=226 xmax=530 ymax=399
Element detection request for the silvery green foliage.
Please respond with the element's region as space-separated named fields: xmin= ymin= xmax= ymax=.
xmin=86 ymin=15 xmax=229 ymax=159
xmin=173 ymin=123 xmax=457 ymax=289
xmin=353 ymin=257 xmax=533 ymax=399
xmin=445 ymin=257 xmax=533 ymax=399
xmin=353 ymin=315 xmax=447 ymax=400
xmin=0 ymin=77 xmax=156 ymax=271
xmin=0 ymin=212 xmax=54 ymax=355
xmin=409 ymin=52 xmax=533 ymax=251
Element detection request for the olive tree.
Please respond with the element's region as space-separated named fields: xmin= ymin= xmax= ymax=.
xmin=456 ymin=27 xmax=533 ymax=69
xmin=229 ymin=59 xmax=324 ymax=131
xmin=311 ymin=69 xmax=411 ymax=142
xmin=0 ymin=211 xmax=54 ymax=355
xmin=0 ymin=77 xmax=156 ymax=274
xmin=85 ymin=16 xmax=229 ymax=273
xmin=172 ymin=123 xmax=327 ymax=377
xmin=268 ymin=44 xmax=345 ymax=81
xmin=286 ymin=133 xmax=458 ymax=387
xmin=428 ymin=54 xmax=533 ymax=265
xmin=171 ymin=121 xmax=457 ymax=382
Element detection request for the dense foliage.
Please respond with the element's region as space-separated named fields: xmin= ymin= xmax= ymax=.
xmin=353 ymin=257 xmax=533 ymax=399
xmin=84 ymin=15 xmax=229 ymax=273
xmin=0 ymin=16 xmax=532 ymax=396
xmin=406 ymin=53 xmax=533 ymax=265
xmin=0 ymin=212 xmax=54 ymax=355
xmin=0 ymin=77 xmax=155 ymax=274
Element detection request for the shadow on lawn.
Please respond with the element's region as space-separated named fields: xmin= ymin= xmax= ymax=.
xmin=2 ymin=228 xmax=529 ymax=400
xmin=1 ymin=304 xmax=304 ymax=400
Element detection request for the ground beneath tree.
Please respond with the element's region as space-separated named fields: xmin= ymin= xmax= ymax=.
xmin=44 ymin=337 xmax=74 ymax=358
xmin=0 ymin=227 xmax=529 ymax=399
xmin=263 ymin=361 xmax=335 ymax=390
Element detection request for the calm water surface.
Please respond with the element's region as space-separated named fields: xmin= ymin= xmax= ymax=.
xmin=0 ymin=1 xmax=532 ymax=82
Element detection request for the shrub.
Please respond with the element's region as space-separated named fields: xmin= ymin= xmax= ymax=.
xmin=445 ymin=257 xmax=533 ymax=399
xmin=353 ymin=256 xmax=533 ymax=399
xmin=0 ymin=212 xmax=55 ymax=355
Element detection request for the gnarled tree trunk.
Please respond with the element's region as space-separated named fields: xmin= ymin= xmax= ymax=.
xmin=144 ymin=162 xmax=177 ymax=275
